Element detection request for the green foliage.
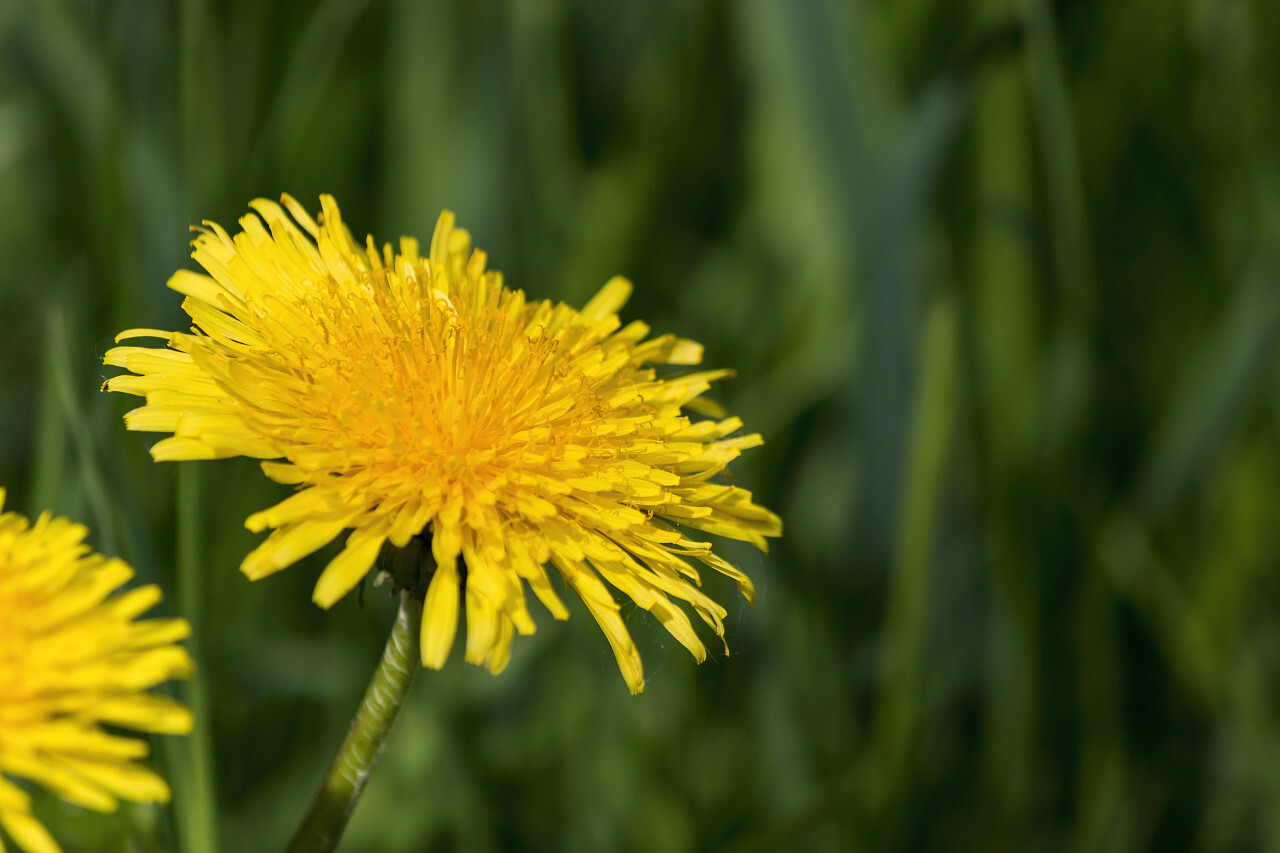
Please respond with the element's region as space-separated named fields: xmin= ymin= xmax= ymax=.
xmin=3 ymin=0 xmax=1280 ymax=849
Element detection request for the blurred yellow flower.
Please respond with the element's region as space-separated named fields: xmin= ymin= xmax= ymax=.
xmin=104 ymin=195 xmax=780 ymax=693
xmin=0 ymin=492 xmax=192 ymax=853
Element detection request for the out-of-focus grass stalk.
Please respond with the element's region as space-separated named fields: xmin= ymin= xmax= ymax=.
xmin=181 ymin=0 xmax=221 ymax=207
xmin=1131 ymin=270 xmax=1280 ymax=527
xmin=173 ymin=2 xmax=222 ymax=847
xmin=30 ymin=312 xmax=71 ymax=519
xmin=506 ymin=0 xmax=577 ymax=275
xmin=383 ymin=0 xmax=455 ymax=231
xmin=1100 ymin=263 xmax=1280 ymax=844
xmin=1117 ymin=265 xmax=1280 ymax=698
xmin=868 ymin=295 xmax=959 ymax=811
xmin=971 ymin=0 xmax=1040 ymax=816
xmin=1074 ymin=548 xmax=1127 ymax=851
xmin=172 ymin=464 xmax=220 ymax=853
xmin=1020 ymin=0 xmax=1120 ymax=844
xmin=44 ymin=308 xmax=116 ymax=555
xmin=1022 ymin=0 xmax=1094 ymax=458
xmin=252 ymin=0 xmax=377 ymax=170
xmin=1021 ymin=0 xmax=1093 ymax=327
xmin=764 ymin=0 xmax=902 ymax=569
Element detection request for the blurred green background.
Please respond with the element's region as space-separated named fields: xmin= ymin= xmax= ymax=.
xmin=3 ymin=0 xmax=1280 ymax=850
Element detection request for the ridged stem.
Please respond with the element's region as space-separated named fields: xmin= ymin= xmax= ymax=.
xmin=286 ymin=591 xmax=422 ymax=853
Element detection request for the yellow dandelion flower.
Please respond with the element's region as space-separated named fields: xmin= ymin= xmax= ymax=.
xmin=0 ymin=491 xmax=193 ymax=853
xmin=104 ymin=195 xmax=780 ymax=693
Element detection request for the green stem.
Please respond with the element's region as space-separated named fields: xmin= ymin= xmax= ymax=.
xmin=287 ymin=591 xmax=423 ymax=853
xmin=175 ymin=465 xmax=219 ymax=853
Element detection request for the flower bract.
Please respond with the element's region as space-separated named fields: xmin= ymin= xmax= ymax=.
xmin=0 ymin=492 xmax=192 ymax=853
xmin=104 ymin=195 xmax=780 ymax=693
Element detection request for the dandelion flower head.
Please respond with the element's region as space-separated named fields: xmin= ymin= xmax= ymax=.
xmin=104 ymin=195 xmax=781 ymax=693
xmin=0 ymin=492 xmax=192 ymax=853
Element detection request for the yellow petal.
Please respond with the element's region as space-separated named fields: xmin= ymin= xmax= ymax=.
xmin=0 ymin=808 xmax=62 ymax=853
xmin=580 ymin=275 xmax=632 ymax=323
xmin=241 ymin=519 xmax=347 ymax=580
xmin=420 ymin=561 xmax=460 ymax=669
xmin=313 ymin=528 xmax=385 ymax=608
